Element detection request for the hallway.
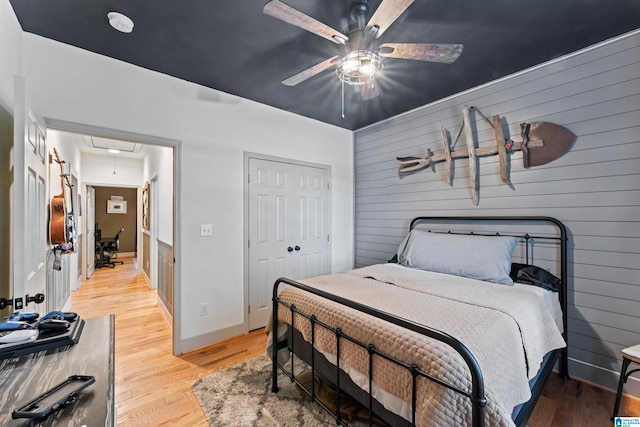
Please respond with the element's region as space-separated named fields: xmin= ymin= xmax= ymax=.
xmin=70 ymin=257 xmax=266 ymax=426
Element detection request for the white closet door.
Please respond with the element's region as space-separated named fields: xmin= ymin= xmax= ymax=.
xmin=247 ymin=157 xmax=330 ymax=331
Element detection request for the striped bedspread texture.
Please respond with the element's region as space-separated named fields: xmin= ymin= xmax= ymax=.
xmin=267 ymin=263 xmax=566 ymax=427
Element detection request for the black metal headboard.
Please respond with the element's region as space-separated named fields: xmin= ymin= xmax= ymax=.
xmin=408 ymin=215 xmax=569 ymax=379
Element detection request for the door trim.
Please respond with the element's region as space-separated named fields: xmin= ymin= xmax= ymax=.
xmin=85 ymin=185 xmax=95 ymax=280
xmin=149 ymin=173 xmax=159 ymax=291
xmin=243 ymin=152 xmax=332 ymax=333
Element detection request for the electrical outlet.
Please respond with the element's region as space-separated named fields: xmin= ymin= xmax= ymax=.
xmin=200 ymin=224 xmax=213 ymax=237
xmin=14 ymin=297 xmax=23 ymax=310
xmin=200 ymin=302 xmax=209 ymax=316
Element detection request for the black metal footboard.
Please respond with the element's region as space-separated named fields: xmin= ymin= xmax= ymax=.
xmin=286 ymin=325 xmax=416 ymax=427
xmin=271 ymin=277 xmax=487 ymax=427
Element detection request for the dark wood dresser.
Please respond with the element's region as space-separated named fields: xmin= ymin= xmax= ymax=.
xmin=0 ymin=315 xmax=115 ymax=426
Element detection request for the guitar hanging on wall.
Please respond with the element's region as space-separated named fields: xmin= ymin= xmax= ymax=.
xmin=49 ymin=148 xmax=67 ymax=246
xmin=49 ymin=148 xmax=75 ymax=252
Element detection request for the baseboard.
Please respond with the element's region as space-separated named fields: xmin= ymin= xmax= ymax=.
xmin=142 ymin=269 xmax=151 ymax=287
xmin=174 ymin=323 xmax=246 ymax=355
xmin=569 ymin=357 xmax=640 ymax=398
xmin=117 ymin=252 xmax=136 ymax=258
xmin=157 ymin=296 xmax=172 ymax=331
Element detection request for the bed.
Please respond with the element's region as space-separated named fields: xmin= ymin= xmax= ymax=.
xmin=267 ymin=216 xmax=569 ymax=427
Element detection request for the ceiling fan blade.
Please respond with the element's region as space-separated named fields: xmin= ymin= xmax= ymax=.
xmin=379 ymin=43 xmax=464 ymax=64
xmin=281 ymin=55 xmax=340 ymax=86
xmin=365 ymin=0 xmax=414 ymax=39
xmin=263 ymin=0 xmax=349 ymax=45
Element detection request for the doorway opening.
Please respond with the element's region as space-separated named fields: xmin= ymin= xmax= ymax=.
xmin=44 ymin=121 xmax=180 ymax=352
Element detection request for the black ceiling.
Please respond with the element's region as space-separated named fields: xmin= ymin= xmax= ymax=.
xmin=8 ymin=0 xmax=640 ymax=130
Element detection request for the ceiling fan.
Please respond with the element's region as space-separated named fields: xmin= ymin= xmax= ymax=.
xmin=263 ymin=0 xmax=463 ymax=108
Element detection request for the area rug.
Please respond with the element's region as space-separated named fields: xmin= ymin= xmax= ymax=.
xmin=192 ymin=354 xmax=340 ymax=426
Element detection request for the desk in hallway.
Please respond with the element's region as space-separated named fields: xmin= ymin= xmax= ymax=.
xmin=0 ymin=315 xmax=115 ymax=426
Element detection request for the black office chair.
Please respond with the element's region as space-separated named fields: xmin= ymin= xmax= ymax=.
xmin=105 ymin=228 xmax=125 ymax=266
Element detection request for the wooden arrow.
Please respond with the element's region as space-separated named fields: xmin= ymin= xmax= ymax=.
xmin=397 ymin=106 xmax=575 ymax=204
xmin=397 ymin=111 xmax=572 ymax=178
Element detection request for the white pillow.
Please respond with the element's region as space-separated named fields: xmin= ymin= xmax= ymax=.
xmin=397 ymin=229 xmax=518 ymax=285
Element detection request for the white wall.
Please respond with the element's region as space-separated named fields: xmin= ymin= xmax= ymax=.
xmin=353 ymin=30 xmax=640 ymax=395
xmin=20 ymin=33 xmax=354 ymax=353
xmin=82 ymin=153 xmax=144 ymax=187
xmin=0 ymin=0 xmax=21 ymax=111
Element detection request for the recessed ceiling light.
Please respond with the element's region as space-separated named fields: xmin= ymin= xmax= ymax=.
xmin=108 ymin=149 xmax=121 ymax=154
xmin=107 ymin=12 xmax=134 ymax=34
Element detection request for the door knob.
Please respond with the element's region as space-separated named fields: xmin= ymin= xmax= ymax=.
xmin=287 ymin=246 xmax=293 ymax=253
xmin=294 ymin=246 xmax=301 ymax=251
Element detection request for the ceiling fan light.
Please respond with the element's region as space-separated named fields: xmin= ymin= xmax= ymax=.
xmin=360 ymin=65 xmax=376 ymax=76
xmin=342 ymin=58 xmax=361 ymax=72
xmin=336 ymin=50 xmax=383 ymax=86
xmin=359 ymin=61 xmax=376 ymax=76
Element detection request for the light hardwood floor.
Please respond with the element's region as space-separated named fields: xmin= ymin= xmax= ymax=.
xmin=71 ymin=257 xmax=639 ymax=426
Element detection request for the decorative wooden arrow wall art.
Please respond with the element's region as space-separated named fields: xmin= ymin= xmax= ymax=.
xmin=397 ymin=105 xmax=575 ymax=204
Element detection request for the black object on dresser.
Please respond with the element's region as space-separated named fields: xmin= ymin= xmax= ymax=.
xmin=0 ymin=315 xmax=115 ymax=426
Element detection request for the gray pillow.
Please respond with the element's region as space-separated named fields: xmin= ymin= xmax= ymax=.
xmin=397 ymin=229 xmax=518 ymax=285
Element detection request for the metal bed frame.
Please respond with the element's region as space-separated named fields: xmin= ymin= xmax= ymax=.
xmin=271 ymin=216 xmax=570 ymax=427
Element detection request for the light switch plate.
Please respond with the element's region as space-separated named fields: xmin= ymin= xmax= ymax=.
xmin=200 ymin=302 xmax=209 ymax=316
xmin=200 ymin=224 xmax=213 ymax=237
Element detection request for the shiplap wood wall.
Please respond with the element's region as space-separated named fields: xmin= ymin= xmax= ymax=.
xmin=353 ymin=30 xmax=640 ymax=395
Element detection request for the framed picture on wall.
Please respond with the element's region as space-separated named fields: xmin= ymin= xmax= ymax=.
xmin=142 ymin=182 xmax=150 ymax=230
xmin=107 ymin=200 xmax=127 ymax=214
